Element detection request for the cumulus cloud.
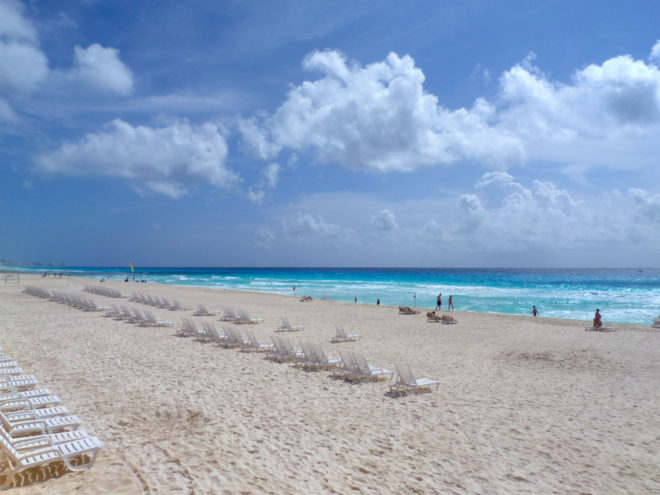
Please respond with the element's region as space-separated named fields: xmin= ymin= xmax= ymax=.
xmin=496 ymin=48 xmax=660 ymax=166
xmin=371 ymin=208 xmax=399 ymax=231
xmin=629 ymin=188 xmax=660 ymax=223
xmin=457 ymin=172 xmax=587 ymax=250
xmin=34 ymin=119 xmax=237 ymax=198
xmin=0 ymin=0 xmax=48 ymax=92
xmin=69 ymin=44 xmax=134 ymax=95
xmin=650 ymin=40 xmax=660 ymax=63
xmin=246 ymin=162 xmax=280 ymax=204
xmin=242 ymin=50 xmax=524 ymax=172
xmin=0 ymin=1 xmax=133 ymax=101
xmin=284 ymin=212 xmax=343 ymax=239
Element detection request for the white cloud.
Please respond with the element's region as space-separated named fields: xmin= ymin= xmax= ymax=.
xmin=650 ymin=40 xmax=660 ymax=63
xmin=246 ymin=162 xmax=280 ymax=204
xmin=0 ymin=0 xmax=37 ymax=42
xmin=0 ymin=97 xmax=16 ymax=121
xmin=69 ymin=44 xmax=134 ymax=95
xmin=496 ymin=48 xmax=660 ymax=172
xmin=34 ymin=119 xmax=237 ymax=197
xmin=284 ymin=212 xmax=345 ymax=241
xmin=245 ymin=50 xmax=524 ymax=172
xmin=629 ymin=188 xmax=660 ymax=223
xmin=0 ymin=0 xmax=48 ymax=92
xmin=371 ymin=208 xmax=399 ymax=231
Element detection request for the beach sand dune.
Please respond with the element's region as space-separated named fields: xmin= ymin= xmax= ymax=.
xmin=0 ymin=276 xmax=658 ymax=493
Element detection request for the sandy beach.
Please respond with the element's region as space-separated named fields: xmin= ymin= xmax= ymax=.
xmin=0 ymin=275 xmax=658 ymax=494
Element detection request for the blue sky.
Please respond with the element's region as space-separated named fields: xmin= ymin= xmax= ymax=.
xmin=1 ymin=0 xmax=660 ymax=267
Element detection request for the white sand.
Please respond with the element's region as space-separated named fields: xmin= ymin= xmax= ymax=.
xmin=0 ymin=275 xmax=658 ymax=494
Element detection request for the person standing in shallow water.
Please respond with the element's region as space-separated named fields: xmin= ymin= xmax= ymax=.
xmin=448 ymin=295 xmax=454 ymax=310
xmin=532 ymin=305 xmax=538 ymax=317
xmin=436 ymin=293 xmax=442 ymax=310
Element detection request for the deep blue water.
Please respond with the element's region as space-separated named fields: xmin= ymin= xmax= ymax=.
xmin=9 ymin=266 xmax=660 ymax=325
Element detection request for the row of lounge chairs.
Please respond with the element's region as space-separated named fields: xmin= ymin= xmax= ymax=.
xmin=176 ymin=320 xmax=439 ymax=395
xmin=0 ymin=350 xmax=102 ymax=489
xmin=128 ymin=293 xmax=183 ymax=311
xmin=83 ymin=285 xmax=122 ymax=298
xmin=24 ymin=286 xmax=106 ymax=312
xmin=219 ymin=308 xmax=264 ymax=324
xmin=104 ymin=305 xmax=173 ymax=327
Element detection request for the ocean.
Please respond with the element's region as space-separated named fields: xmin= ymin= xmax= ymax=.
xmin=8 ymin=266 xmax=660 ymax=325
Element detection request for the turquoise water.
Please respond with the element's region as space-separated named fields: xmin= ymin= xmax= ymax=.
xmin=10 ymin=267 xmax=660 ymax=325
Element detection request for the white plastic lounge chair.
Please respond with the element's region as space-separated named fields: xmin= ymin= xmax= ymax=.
xmin=244 ymin=330 xmax=274 ymax=352
xmin=0 ymin=427 xmax=103 ymax=489
xmin=169 ymin=300 xmax=184 ymax=311
xmin=298 ymin=341 xmax=320 ymax=369
xmin=0 ymin=389 xmax=53 ymax=405
xmin=4 ymin=428 xmax=90 ymax=454
xmin=0 ymin=412 xmax=82 ymax=438
xmin=0 ymin=376 xmax=39 ymax=393
xmin=280 ymin=337 xmax=304 ymax=362
xmin=653 ymin=316 xmax=660 ymax=328
xmin=223 ymin=327 xmax=250 ymax=348
xmin=0 ymin=395 xmax=61 ymax=413
xmin=267 ymin=335 xmax=288 ymax=361
xmin=334 ymin=348 xmax=360 ymax=380
xmin=330 ymin=325 xmax=361 ymax=343
xmin=235 ymin=310 xmax=264 ymax=324
xmin=277 ymin=316 xmax=304 ymax=332
xmin=0 ymin=368 xmax=23 ymax=377
xmin=308 ymin=342 xmax=340 ymax=370
xmin=351 ymin=351 xmax=394 ymax=382
xmin=141 ymin=309 xmax=173 ymax=327
xmin=0 ymin=361 xmax=19 ymax=369
xmin=194 ymin=304 xmax=217 ymax=316
xmin=220 ymin=308 xmax=237 ymax=322
xmin=389 ymin=361 xmax=440 ymax=395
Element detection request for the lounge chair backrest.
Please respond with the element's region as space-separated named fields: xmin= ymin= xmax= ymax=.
xmin=338 ymin=348 xmax=358 ymax=372
xmin=394 ymin=361 xmax=416 ymax=386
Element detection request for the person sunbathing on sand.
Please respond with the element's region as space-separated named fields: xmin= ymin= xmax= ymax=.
xmin=426 ymin=311 xmax=441 ymax=321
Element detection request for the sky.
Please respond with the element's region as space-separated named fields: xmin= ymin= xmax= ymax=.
xmin=1 ymin=0 xmax=660 ymax=268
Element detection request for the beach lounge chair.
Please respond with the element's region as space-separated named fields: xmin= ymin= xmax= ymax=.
xmin=235 ymin=310 xmax=264 ymax=324
xmin=351 ymin=351 xmax=394 ymax=382
xmin=310 ymin=342 xmax=340 ymax=370
xmin=0 ymin=394 xmax=61 ymax=413
xmin=398 ymin=306 xmax=420 ymax=315
xmin=0 ymin=368 xmax=22 ymax=377
xmin=0 ymin=427 xmax=103 ymax=489
xmin=389 ymin=361 xmax=440 ymax=395
xmin=220 ymin=308 xmax=237 ymax=322
xmin=652 ymin=316 xmax=660 ymax=328
xmin=7 ymin=429 xmax=91 ymax=455
xmin=334 ymin=348 xmax=359 ymax=380
xmin=0 ymin=376 xmax=39 ymax=393
xmin=222 ymin=326 xmax=250 ymax=348
xmin=198 ymin=321 xmax=226 ymax=344
xmin=194 ymin=304 xmax=217 ymax=316
xmin=141 ymin=309 xmax=174 ymax=327
xmin=0 ymin=411 xmax=82 ymax=438
xmin=280 ymin=337 xmax=304 ymax=362
xmin=0 ymin=389 xmax=53 ymax=405
xmin=277 ymin=316 xmax=304 ymax=332
xmin=330 ymin=325 xmax=361 ymax=343
xmin=244 ymin=330 xmax=274 ymax=352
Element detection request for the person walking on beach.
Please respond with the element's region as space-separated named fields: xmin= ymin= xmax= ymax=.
xmin=436 ymin=293 xmax=442 ymax=310
xmin=448 ymin=295 xmax=454 ymax=311
xmin=376 ymin=298 xmax=380 ymax=306
xmin=532 ymin=305 xmax=538 ymax=317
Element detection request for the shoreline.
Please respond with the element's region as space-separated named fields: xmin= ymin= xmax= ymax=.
xmin=0 ymin=275 xmax=658 ymax=493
